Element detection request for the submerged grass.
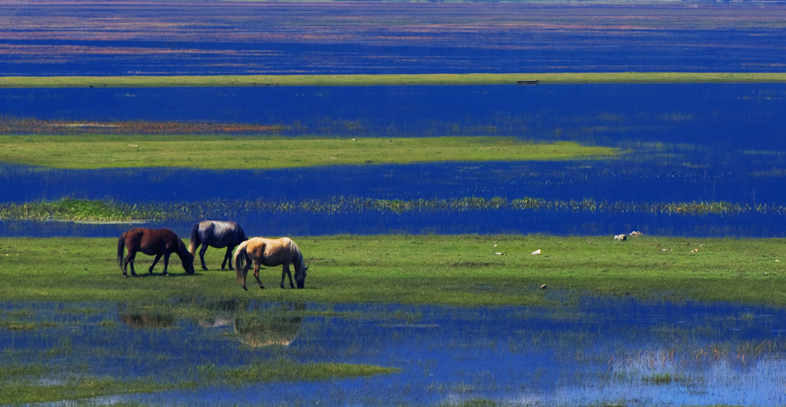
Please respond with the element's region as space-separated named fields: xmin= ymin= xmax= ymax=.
xmin=0 ymin=135 xmax=615 ymax=170
xmin=1 ymin=197 xmax=782 ymax=223
xmin=1 ymin=235 xmax=785 ymax=306
xmin=2 ymin=72 xmax=786 ymax=88
xmin=0 ymin=361 xmax=395 ymax=405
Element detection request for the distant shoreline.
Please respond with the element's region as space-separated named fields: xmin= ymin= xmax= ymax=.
xmin=2 ymin=73 xmax=786 ymax=88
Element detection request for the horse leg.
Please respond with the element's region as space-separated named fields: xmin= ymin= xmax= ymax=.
xmin=124 ymin=250 xmax=137 ymax=277
xmin=253 ymin=263 xmax=265 ymax=290
xmin=222 ymin=247 xmax=234 ymax=270
xmin=241 ymin=262 xmax=251 ymax=291
xmin=281 ymin=263 xmax=294 ymax=289
xmin=162 ymin=252 xmax=171 ymax=276
xmin=199 ymin=245 xmax=209 ymax=271
xmin=149 ymin=253 xmax=163 ymax=274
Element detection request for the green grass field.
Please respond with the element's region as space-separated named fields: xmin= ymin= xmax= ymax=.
xmin=0 ymin=135 xmax=616 ymax=170
xmin=2 ymin=72 xmax=786 ymax=88
xmin=1 ymin=234 xmax=784 ymax=306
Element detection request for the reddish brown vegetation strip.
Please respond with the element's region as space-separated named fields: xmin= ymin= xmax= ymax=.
xmin=0 ymin=117 xmax=284 ymax=135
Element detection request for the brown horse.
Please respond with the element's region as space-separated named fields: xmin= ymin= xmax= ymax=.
xmin=232 ymin=237 xmax=308 ymax=290
xmin=117 ymin=228 xmax=195 ymax=277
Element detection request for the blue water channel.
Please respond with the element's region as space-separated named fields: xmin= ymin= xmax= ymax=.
xmin=2 ymin=298 xmax=786 ymax=406
xmin=2 ymin=84 xmax=786 ymax=237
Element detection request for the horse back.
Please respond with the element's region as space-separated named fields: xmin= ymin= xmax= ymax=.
xmin=201 ymin=220 xmax=245 ymax=247
xmin=246 ymin=237 xmax=297 ymax=266
xmin=126 ymin=227 xmax=179 ymax=254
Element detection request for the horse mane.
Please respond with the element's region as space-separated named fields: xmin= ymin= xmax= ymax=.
xmin=177 ymin=237 xmax=192 ymax=262
xmin=289 ymin=239 xmax=305 ymax=271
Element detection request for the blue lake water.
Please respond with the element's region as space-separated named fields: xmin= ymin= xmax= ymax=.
xmin=3 ymin=84 xmax=786 ymax=150
xmin=2 ymin=84 xmax=786 ymax=237
xmin=2 ymin=2 xmax=786 ymax=76
xmin=2 ymin=298 xmax=786 ymax=406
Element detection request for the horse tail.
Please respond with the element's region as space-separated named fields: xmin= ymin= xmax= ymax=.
xmin=237 ymin=223 xmax=248 ymax=243
xmin=117 ymin=232 xmax=126 ymax=270
xmin=233 ymin=241 xmax=248 ymax=282
xmin=188 ymin=223 xmax=200 ymax=256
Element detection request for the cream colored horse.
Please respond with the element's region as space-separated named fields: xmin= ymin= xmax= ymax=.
xmin=233 ymin=237 xmax=308 ymax=290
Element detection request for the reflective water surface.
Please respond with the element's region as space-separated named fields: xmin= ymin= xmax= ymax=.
xmin=2 ymin=298 xmax=786 ymax=406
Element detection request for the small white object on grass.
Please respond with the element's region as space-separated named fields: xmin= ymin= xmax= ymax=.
xmin=532 ymin=249 xmax=541 ymax=255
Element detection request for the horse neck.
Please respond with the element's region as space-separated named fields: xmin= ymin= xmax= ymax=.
xmin=176 ymin=240 xmax=190 ymax=261
xmin=292 ymin=248 xmax=305 ymax=273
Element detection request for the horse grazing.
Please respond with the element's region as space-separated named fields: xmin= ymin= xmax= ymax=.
xmin=233 ymin=237 xmax=308 ymax=290
xmin=189 ymin=220 xmax=248 ymax=271
xmin=117 ymin=228 xmax=195 ymax=277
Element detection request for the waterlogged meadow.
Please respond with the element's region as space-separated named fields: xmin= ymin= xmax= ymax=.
xmin=3 ymin=82 xmax=786 ymax=405
xmin=4 ymin=2 xmax=786 ymax=404
xmin=2 ymin=299 xmax=786 ymax=406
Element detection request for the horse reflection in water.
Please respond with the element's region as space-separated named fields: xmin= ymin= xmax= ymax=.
xmin=118 ymin=306 xmax=175 ymax=329
xmin=234 ymin=302 xmax=305 ymax=347
xmin=117 ymin=228 xmax=195 ymax=277
xmin=188 ymin=220 xmax=248 ymax=271
xmin=233 ymin=237 xmax=308 ymax=290
xmin=198 ymin=302 xmax=305 ymax=348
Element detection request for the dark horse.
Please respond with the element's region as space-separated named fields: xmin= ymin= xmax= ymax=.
xmin=189 ymin=220 xmax=248 ymax=271
xmin=117 ymin=228 xmax=195 ymax=277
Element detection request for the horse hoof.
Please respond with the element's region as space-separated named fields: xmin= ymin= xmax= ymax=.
xmin=242 ymin=286 xmax=248 ymax=291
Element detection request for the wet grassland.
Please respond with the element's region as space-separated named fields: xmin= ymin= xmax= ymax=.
xmin=2 ymin=235 xmax=786 ymax=405
xmin=6 ymin=1 xmax=786 ymax=403
xmin=2 ymin=234 xmax=784 ymax=307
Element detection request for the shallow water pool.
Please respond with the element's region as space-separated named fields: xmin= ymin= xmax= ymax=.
xmin=2 ymin=298 xmax=786 ymax=406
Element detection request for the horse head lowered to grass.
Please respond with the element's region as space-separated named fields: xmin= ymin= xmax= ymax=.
xmin=188 ymin=220 xmax=248 ymax=271
xmin=117 ymin=227 xmax=195 ymax=277
xmin=232 ymin=237 xmax=308 ymax=290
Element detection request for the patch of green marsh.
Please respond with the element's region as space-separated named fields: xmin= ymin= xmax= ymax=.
xmin=0 ymin=377 xmax=178 ymax=405
xmin=196 ymin=359 xmax=398 ymax=383
xmin=0 ymin=135 xmax=616 ymax=170
xmin=1 ymin=235 xmax=785 ymax=306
